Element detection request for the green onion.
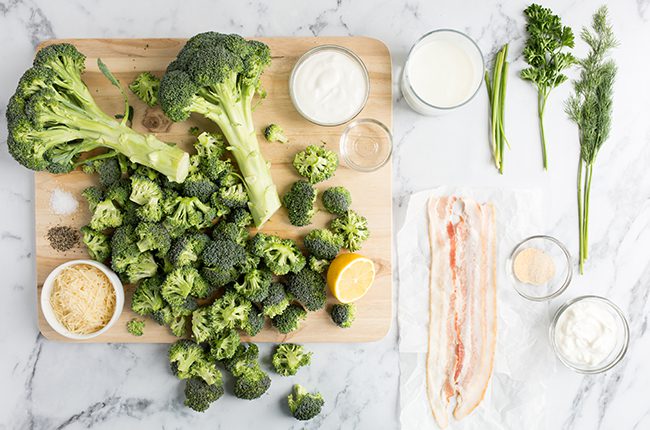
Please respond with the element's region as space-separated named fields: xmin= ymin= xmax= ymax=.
xmin=485 ymin=44 xmax=510 ymax=174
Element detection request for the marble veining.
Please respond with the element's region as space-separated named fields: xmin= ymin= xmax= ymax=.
xmin=0 ymin=0 xmax=649 ymax=429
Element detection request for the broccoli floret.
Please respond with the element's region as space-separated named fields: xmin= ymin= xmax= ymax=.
xmin=243 ymin=306 xmax=265 ymax=337
xmin=131 ymin=276 xmax=164 ymax=316
xmin=184 ymin=377 xmax=224 ymax=412
xmin=130 ymin=175 xmax=162 ymax=205
xmin=202 ymin=157 xmax=233 ymax=184
xmin=227 ymin=207 xmax=254 ymax=228
xmin=168 ymin=309 xmax=190 ymax=338
xmin=110 ymin=225 xmax=140 ymax=273
xmin=124 ymin=251 xmax=158 ymax=283
xmin=169 ymin=339 xmax=204 ymax=376
xmin=194 ymin=131 xmax=227 ymax=160
xmin=191 ymin=307 xmax=213 ymax=343
xmin=173 ymin=295 xmax=199 ymax=316
xmin=135 ymin=200 xmax=163 ymax=222
xmin=233 ymin=268 xmax=272 ymax=302
xmin=322 ymin=186 xmax=351 ymax=215
xmin=272 ymin=304 xmax=307 ymax=334
xmin=233 ymin=366 xmax=271 ymax=400
xmin=286 ymin=268 xmax=327 ymax=311
xmin=293 ymin=145 xmax=338 ymax=184
xmin=135 ymin=222 xmax=171 ymax=255
xmin=83 ymin=157 xmax=122 ymax=187
xmin=249 ymin=233 xmax=306 ymax=276
xmin=105 ymin=178 xmax=131 ymax=207
xmin=80 ymin=225 xmax=111 ymax=262
xmin=288 ymin=384 xmax=324 ymax=421
xmin=127 ymin=319 xmax=145 ymax=336
xmin=163 ymin=196 xmax=216 ymax=231
xmin=201 ymin=237 xmax=247 ymax=271
xmin=129 ymin=71 xmax=160 ymax=107
xmin=304 ymin=228 xmax=343 ymax=260
xmin=222 ymin=342 xmax=260 ymax=375
xmin=330 ymin=210 xmax=370 ymax=252
xmin=201 ymin=266 xmax=239 ymax=290
xmin=121 ymin=201 xmax=140 ymax=226
xmin=210 ymin=290 xmax=251 ymax=332
xmin=168 ymin=233 xmax=211 ymax=267
xmin=262 ymin=282 xmax=292 ymax=318
xmin=182 ymin=170 xmax=218 ymax=202
xmin=216 ymin=182 xmax=249 ymax=209
xmin=264 ymin=123 xmax=288 ymax=144
xmin=308 ymin=256 xmax=330 ymax=274
xmin=212 ymin=219 xmax=248 ymax=246
xmin=162 ymin=266 xmax=209 ymax=305
xmin=283 ymin=180 xmax=317 ymax=226
xmin=158 ymin=32 xmax=280 ymax=227
xmin=89 ymin=199 xmax=123 ymax=231
xmin=6 ymin=44 xmax=189 ymax=181
xmin=330 ymin=303 xmax=356 ymax=328
xmin=272 ymin=344 xmax=312 ymax=376
xmin=82 ymin=186 xmax=103 ymax=212
xmin=190 ymin=359 xmax=222 ymax=387
xmin=209 ymin=329 xmax=240 ymax=361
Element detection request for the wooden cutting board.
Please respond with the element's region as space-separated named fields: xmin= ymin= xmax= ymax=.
xmin=34 ymin=37 xmax=392 ymax=343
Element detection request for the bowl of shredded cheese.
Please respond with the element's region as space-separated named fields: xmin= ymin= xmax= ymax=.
xmin=41 ymin=260 xmax=124 ymax=340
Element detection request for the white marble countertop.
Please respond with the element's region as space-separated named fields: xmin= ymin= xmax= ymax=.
xmin=1 ymin=0 xmax=649 ymax=429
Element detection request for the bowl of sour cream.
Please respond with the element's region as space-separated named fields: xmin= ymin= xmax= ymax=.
xmin=289 ymin=45 xmax=370 ymax=126
xmin=550 ymin=295 xmax=629 ymax=374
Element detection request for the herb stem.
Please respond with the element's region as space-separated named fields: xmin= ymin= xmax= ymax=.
xmin=485 ymin=44 xmax=509 ymax=173
xmin=538 ymin=89 xmax=549 ymax=170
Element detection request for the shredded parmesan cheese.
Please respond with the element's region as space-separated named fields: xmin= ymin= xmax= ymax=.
xmin=50 ymin=264 xmax=116 ymax=334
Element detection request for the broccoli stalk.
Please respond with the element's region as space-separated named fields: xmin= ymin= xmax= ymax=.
xmin=158 ymin=33 xmax=280 ymax=227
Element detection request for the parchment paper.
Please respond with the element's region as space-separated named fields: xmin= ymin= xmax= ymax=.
xmin=398 ymin=187 xmax=554 ymax=430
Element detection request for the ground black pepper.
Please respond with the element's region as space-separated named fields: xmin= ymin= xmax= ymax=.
xmin=47 ymin=226 xmax=80 ymax=252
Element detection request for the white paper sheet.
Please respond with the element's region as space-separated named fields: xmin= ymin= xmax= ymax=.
xmin=398 ymin=187 xmax=554 ymax=430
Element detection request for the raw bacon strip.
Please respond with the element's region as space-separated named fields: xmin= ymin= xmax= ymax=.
xmin=425 ymin=196 xmax=497 ymax=428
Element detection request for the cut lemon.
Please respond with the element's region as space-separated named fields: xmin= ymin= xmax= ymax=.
xmin=327 ymin=253 xmax=375 ymax=303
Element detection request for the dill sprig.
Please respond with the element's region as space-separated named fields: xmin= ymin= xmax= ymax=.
xmin=565 ymin=6 xmax=618 ymax=274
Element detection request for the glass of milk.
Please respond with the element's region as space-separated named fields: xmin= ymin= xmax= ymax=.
xmin=401 ymin=29 xmax=484 ymax=115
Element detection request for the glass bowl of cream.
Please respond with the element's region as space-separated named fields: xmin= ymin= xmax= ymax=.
xmin=289 ymin=45 xmax=370 ymax=126
xmin=508 ymin=235 xmax=572 ymax=301
xmin=550 ymin=295 xmax=629 ymax=374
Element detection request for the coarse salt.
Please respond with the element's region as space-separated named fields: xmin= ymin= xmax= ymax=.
xmin=50 ymin=188 xmax=79 ymax=216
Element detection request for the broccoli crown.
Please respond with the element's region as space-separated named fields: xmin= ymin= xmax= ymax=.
xmin=330 ymin=210 xmax=370 ymax=252
xmin=80 ymin=225 xmax=111 ymax=262
xmin=212 ymin=219 xmax=248 ymax=246
xmin=303 ymin=228 xmax=343 ymax=260
xmin=162 ymin=266 xmax=209 ymax=305
xmin=209 ymin=329 xmax=240 ymax=361
xmin=191 ymin=307 xmax=213 ymax=343
xmin=286 ymin=268 xmax=327 ymax=311
xmin=264 ymin=123 xmax=288 ymax=144
xmin=293 ymin=145 xmax=338 ymax=184
xmin=168 ymin=233 xmax=211 ymax=267
xmin=243 ymin=306 xmax=265 ymax=337
xmin=233 ymin=365 xmax=271 ymax=400
xmin=201 ymin=237 xmax=247 ymax=271
xmin=169 ymin=339 xmax=204 ymax=375
xmin=182 ymin=170 xmax=218 ymax=202
xmin=201 ymin=265 xmax=239 ymax=290
xmin=210 ymin=290 xmax=251 ymax=332
xmin=321 ymin=186 xmax=352 ymax=215
xmin=330 ymin=303 xmax=356 ymax=328
xmin=282 ymin=180 xmax=317 ymax=227
xmin=308 ymin=256 xmax=330 ymax=274
xmin=184 ymin=377 xmax=224 ymax=412
xmin=249 ymin=233 xmax=306 ymax=276
xmin=124 ymin=251 xmax=158 ymax=284
xmin=288 ymin=384 xmax=324 ymax=421
xmin=129 ymin=71 xmax=160 ymax=107
xmin=262 ymin=282 xmax=291 ymax=318
xmin=272 ymin=304 xmax=307 ymax=334
xmin=126 ymin=319 xmax=145 ymax=336
xmin=272 ymin=344 xmax=312 ymax=377
xmin=135 ymin=221 xmax=171 ymax=255
xmin=233 ymin=268 xmax=272 ymax=302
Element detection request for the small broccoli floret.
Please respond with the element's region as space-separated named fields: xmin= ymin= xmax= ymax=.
xmin=194 ymin=131 xmax=227 ymax=160
xmin=330 ymin=303 xmax=356 ymax=328
xmin=135 ymin=199 xmax=163 ymax=222
xmin=262 ymin=282 xmax=292 ymax=318
xmin=286 ymin=268 xmax=327 ymax=311
xmin=105 ymin=178 xmax=131 ymax=207
xmin=124 ymin=251 xmax=158 ymax=283
xmin=129 ymin=175 xmax=162 ymax=205
xmin=233 ymin=268 xmax=272 ymax=302
xmin=82 ymin=186 xmax=103 ymax=212
xmin=110 ymin=224 xmax=139 ymax=273
xmin=127 ymin=319 xmax=145 ymax=336
xmin=212 ymin=219 xmax=248 ymax=246
xmin=304 ymin=228 xmax=343 ymax=260
xmin=308 ymin=256 xmax=330 ymax=274
xmin=249 ymin=233 xmax=306 ymax=276
xmin=233 ymin=365 xmax=271 ymax=400
xmin=243 ymin=306 xmax=265 ymax=337
xmin=293 ymin=145 xmax=338 ymax=184
xmin=131 ymin=276 xmax=164 ymax=316
xmin=322 ymin=186 xmax=351 ymax=215
xmin=210 ymin=291 xmax=251 ymax=332
xmin=162 ymin=266 xmax=209 ymax=305
xmin=84 ymin=157 xmax=122 ymax=187
xmin=190 ymin=359 xmax=222 ymax=387
xmin=272 ymin=304 xmax=307 ymax=334
xmin=209 ymin=329 xmax=240 ymax=361
xmin=168 ymin=309 xmax=190 ymax=338
xmin=201 ymin=237 xmax=248 ymax=272
xmin=288 ymin=384 xmax=324 ymax=421
xmin=264 ymin=124 xmax=288 ymax=144
xmin=283 ymin=180 xmax=317 ymax=227
xmin=89 ymin=199 xmax=123 ymax=231
xmin=227 ymin=207 xmax=254 ymax=228
xmin=201 ymin=266 xmax=239 ymax=290
xmin=169 ymin=339 xmax=204 ymax=376
xmin=330 ymin=210 xmax=370 ymax=252
xmin=272 ymin=344 xmax=312 ymax=377
xmin=164 ymin=196 xmax=216 ymax=231
xmin=191 ymin=307 xmax=213 ymax=343
xmin=129 ymin=71 xmax=160 ymax=107
xmin=168 ymin=233 xmax=211 ymax=267
xmin=182 ymin=170 xmax=218 ymax=202
xmin=135 ymin=221 xmax=171 ymax=255
xmin=80 ymin=225 xmax=111 ymax=262
xmin=184 ymin=377 xmax=224 ymax=412
xmin=222 ymin=342 xmax=260 ymax=376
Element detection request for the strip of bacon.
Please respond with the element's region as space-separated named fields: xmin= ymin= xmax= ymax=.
xmin=425 ymin=196 xmax=497 ymax=428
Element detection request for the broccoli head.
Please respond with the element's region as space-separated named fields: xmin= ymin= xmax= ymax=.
xmin=222 ymin=342 xmax=260 ymax=376
xmin=303 ymin=228 xmax=343 ymax=260
xmin=184 ymin=377 xmax=224 ymax=412
xmin=288 ymin=384 xmax=324 ymax=421
xmin=201 ymin=237 xmax=247 ymax=271
xmin=233 ymin=365 xmax=271 ymax=400
xmin=182 ymin=170 xmax=218 ymax=202
xmin=194 ymin=131 xmax=227 ymax=161
xmin=209 ymin=329 xmax=240 ymax=361
xmin=126 ymin=319 xmax=145 ymax=336
xmin=272 ymin=304 xmax=307 ymax=334
xmin=272 ymin=344 xmax=312 ymax=377
xmin=286 ymin=268 xmax=327 ymax=311
xmin=124 ymin=251 xmax=158 ymax=284
xmin=330 ymin=210 xmax=370 ymax=252
xmin=81 ymin=186 xmax=103 ymax=212
xmin=292 ymin=145 xmax=338 ymax=184
xmin=249 ymin=232 xmax=306 ymax=276
xmin=135 ymin=221 xmax=171 ymax=255
xmin=130 ymin=175 xmax=162 ymax=205
xmin=89 ymin=199 xmax=123 ymax=231
xmin=330 ymin=303 xmax=356 ymax=328
xmin=321 ymin=186 xmax=352 ymax=215
xmin=243 ymin=306 xmax=265 ymax=337
xmin=169 ymin=339 xmax=204 ymax=376
xmin=227 ymin=207 xmax=254 ymax=228
xmin=210 ymin=290 xmax=251 ymax=332
xmin=191 ymin=307 xmax=213 ymax=343
xmin=105 ymin=178 xmax=131 ymax=207
xmin=233 ymin=268 xmax=272 ymax=302
xmin=80 ymin=225 xmax=111 ymax=262
xmin=190 ymin=359 xmax=222 ymax=387
xmin=282 ymin=180 xmax=317 ymax=227
xmin=168 ymin=233 xmax=211 ymax=267
xmin=162 ymin=266 xmax=209 ymax=305
xmin=129 ymin=71 xmax=160 ymax=107
xmin=262 ymin=282 xmax=292 ymax=318
xmin=212 ymin=219 xmax=248 ymax=246
xmin=163 ymin=195 xmax=216 ymax=231
xmin=110 ymin=224 xmax=140 ymax=273
xmin=201 ymin=265 xmax=239 ymax=290
xmin=264 ymin=123 xmax=288 ymax=144
xmin=82 ymin=157 xmax=122 ymax=187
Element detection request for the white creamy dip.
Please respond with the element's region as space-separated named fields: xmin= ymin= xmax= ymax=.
xmin=291 ymin=47 xmax=368 ymax=125
xmin=554 ymin=299 xmax=620 ymax=367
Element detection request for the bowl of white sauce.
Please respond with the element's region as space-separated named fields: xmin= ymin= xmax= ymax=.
xmin=550 ymin=295 xmax=629 ymax=374
xmin=289 ymin=45 xmax=370 ymax=126
xmin=401 ymin=29 xmax=484 ymax=115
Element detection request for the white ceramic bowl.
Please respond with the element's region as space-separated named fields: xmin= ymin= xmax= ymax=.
xmin=41 ymin=259 xmax=124 ymax=340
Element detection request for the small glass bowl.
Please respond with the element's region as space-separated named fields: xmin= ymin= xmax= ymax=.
xmin=289 ymin=44 xmax=370 ymax=127
xmin=550 ymin=295 xmax=629 ymax=374
xmin=339 ymin=118 xmax=392 ymax=172
xmin=507 ymin=235 xmax=572 ymax=301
